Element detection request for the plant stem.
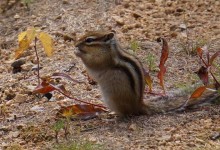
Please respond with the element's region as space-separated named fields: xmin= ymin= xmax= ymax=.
xmin=55 ymin=131 xmax=59 ymax=143
xmin=51 ymin=84 xmax=108 ymax=110
xmin=34 ymin=37 xmax=40 ymax=84
xmin=210 ymin=70 xmax=220 ymax=87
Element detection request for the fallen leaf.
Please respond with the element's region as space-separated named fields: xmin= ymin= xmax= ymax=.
xmin=190 ymin=86 xmax=206 ymax=99
xmin=59 ymin=104 xmax=105 ymax=120
xmin=33 ymin=80 xmax=56 ymax=94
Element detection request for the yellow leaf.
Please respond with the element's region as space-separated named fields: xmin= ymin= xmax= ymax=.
xmin=14 ymin=37 xmax=31 ymax=59
xmin=38 ymin=32 xmax=53 ymax=57
xmin=18 ymin=31 xmax=27 ymax=42
xmin=145 ymin=73 xmax=153 ymax=92
xmin=26 ymin=27 xmax=36 ymax=43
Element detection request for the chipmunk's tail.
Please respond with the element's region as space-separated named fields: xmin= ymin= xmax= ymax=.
xmin=143 ymin=86 xmax=219 ymax=115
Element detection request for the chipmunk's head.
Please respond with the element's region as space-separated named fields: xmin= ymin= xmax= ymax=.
xmin=75 ymin=31 xmax=116 ymax=69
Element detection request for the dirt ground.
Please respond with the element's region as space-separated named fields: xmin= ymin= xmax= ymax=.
xmin=0 ymin=0 xmax=220 ymax=149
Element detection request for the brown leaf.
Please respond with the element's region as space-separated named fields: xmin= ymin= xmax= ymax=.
xmin=190 ymin=86 xmax=206 ymax=99
xmin=59 ymin=104 xmax=105 ymax=120
xmin=195 ymin=66 xmax=209 ymax=85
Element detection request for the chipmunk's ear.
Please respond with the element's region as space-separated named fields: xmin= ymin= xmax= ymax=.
xmin=103 ymin=32 xmax=115 ymax=42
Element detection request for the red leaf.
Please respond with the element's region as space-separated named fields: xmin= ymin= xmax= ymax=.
xmin=33 ymin=80 xmax=56 ymax=94
xmin=195 ymin=66 xmax=209 ymax=85
xmin=157 ymin=66 xmax=166 ymax=92
xmin=59 ymin=104 xmax=105 ymax=120
xmin=157 ymin=38 xmax=169 ymax=93
xmin=197 ymin=47 xmax=203 ymax=58
xmin=210 ymin=51 xmax=220 ymax=65
xmin=190 ymin=86 xmax=206 ymax=99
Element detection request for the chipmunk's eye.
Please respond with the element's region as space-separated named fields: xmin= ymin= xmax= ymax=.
xmin=85 ymin=37 xmax=95 ymax=43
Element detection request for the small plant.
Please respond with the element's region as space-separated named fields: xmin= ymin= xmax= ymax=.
xmin=130 ymin=40 xmax=139 ymax=52
xmin=145 ymin=53 xmax=157 ymax=72
xmin=178 ymin=22 xmax=207 ymax=56
xmin=179 ymin=38 xmax=207 ymax=56
xmin=183 ymin=46 xmax=220 ymax=107
xmin=14 ymin=27 xmax=53 ymax=84
xmin=52 ymin=119 xmax=65 ymax=143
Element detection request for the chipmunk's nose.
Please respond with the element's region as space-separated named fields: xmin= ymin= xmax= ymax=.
xmin=75 ymin=41 xmax=82 ymax=48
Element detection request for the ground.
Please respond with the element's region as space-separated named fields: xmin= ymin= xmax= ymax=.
xmin=0 ymin=0 xmax=220 ymax=149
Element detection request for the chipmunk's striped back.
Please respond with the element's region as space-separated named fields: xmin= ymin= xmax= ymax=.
xmin=109 ymin=41 xmax=145 ymax=101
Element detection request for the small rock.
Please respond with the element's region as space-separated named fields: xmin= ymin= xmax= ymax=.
xmin=170 ymin=32 xmax=178 ymax=38
xmin=112 ymin=16 xmax=125 ymax=26
xmin=31 ymin=15 xmax=36 ymax=19
xmin=30 ymin=105 xmax=44 ymax=112
xmin=176 ymin=8 xmax=185 ymax=13
xmin=13 ymin=94 xmax=27 ymax=104
xmin=14 ymin=14 xmax=20 ymax=19
xmin=87 ymin=136 xmax=97 ymax=142
xmin=173 ymin=134 xmax=181 ymax=140
xmin=22 ymin=62 xmax=34 ymax=71
xmin=1 ymin=142 xmax=9 ymax=148
xmin=157 ymin=135 xmax=172 ymax=142
xmin=128 ymin=123 xmax=137 ymax=131
xmin=31 ymin=65 xmax=43 ymax=71
xmin=195 ymin=138 xmax=205 ymax=144
xmin=5 ymin=93 xmax=16 ymax=100
xmin=62 ymin=0 xmax=69 ymax=4
xmin=26 ymin=85 xmax=36 ymax=91
xmin=210 ymin=132 xmax=220 ymax=141
xmin=164 ymin=8 xmax=175 ymax=15
xmin=0 ymin=126 xmax=11 ymax=132
xmin=132 ymin=11 xmax=142 ymax=19
xmin=179 ymin=23 xmax=187 ymax=30
xmin=7 ymin=131 xmax=20 ymax=138
xmin=11 ymin=58 xmax=26 ymax=73
xmin=17 ymin=124 xmax=26 ymax=130
xmin=6 ymin=114 xmax=17 ymax=121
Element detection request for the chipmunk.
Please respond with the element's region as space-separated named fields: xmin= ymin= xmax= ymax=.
xmin=74 ymin=31 xmax=219 ymax=116
xmin=74 ymin=30 xmax=159 ymax=116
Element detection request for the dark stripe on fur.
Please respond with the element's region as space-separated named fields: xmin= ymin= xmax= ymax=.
xmin=113 ymin=44 xmax=143 ymax=99
xmin=114 ymin=66 xmax=135 ymax=93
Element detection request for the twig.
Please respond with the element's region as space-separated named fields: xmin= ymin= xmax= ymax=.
xmin=34 ymin=37 xmax=40 ymax=84
xmin=52 ymin=84 xmax=108 ymax=110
